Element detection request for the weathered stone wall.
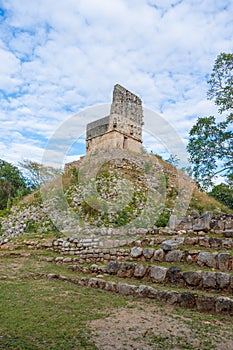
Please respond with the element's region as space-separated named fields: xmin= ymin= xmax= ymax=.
xmin=86 ymin=116 xmax=110 ymax=140
xmin=45 ymin=237 xmax=232 ymax=271
xmin=86 ymin=130 xmax=142 ymax=154
xmin=86 ymin=84 xmax=143 ymax=154
xmin=170 ymin=212 xmax=233 ymax=232
xmin=69 ymin=261 xmax=233 ymax=292
xmin=109 ymin=84 xmax=143 ymax=141
xmin=33 ymin=273 xmax=233 ymax=315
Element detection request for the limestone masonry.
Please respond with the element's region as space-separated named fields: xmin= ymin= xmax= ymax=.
xmin=86 ymin=84 xmax=143 ymax=154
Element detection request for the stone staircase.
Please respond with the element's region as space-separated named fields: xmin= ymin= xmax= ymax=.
xmin=1 ymin=224 xmax=233 ymax=315
xmin=35 ymin=230 xmax=233 ymax=316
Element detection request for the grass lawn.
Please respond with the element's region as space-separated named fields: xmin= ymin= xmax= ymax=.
xmin=0 ymin=251 xmax=233 ymax=349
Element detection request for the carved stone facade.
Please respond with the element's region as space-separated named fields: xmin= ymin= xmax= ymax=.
xmin=86 ymin=84 xmax=143 ymax=154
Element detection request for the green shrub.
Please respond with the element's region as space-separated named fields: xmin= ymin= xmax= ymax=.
xmin=156 ymin=209 xmax=170 ymax=227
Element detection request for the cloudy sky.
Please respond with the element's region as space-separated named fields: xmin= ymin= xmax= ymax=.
xmin=0 ymin=0 xmax=232 ymax=167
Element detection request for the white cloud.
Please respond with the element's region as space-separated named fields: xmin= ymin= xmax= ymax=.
xmin=0 ymin=0 xmax=232 ymax=169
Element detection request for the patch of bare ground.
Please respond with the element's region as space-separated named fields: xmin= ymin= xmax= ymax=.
xmin=90 ymin=302 xmax=233 ymax=350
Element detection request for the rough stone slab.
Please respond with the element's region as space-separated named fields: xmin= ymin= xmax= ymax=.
xmin=196 ymin=296 xmax=216 ymax=312
xmin=202 ymin=272 xmax=216 ymax=288
xmin=166 ymin=266 xmax=181 ymax=284
xmin=193 ymin=211 xmax=213 ymax=232
xmin=165 ymin=250 xmax=184 ymax=262
xmin=130 ymin=246 xmax=143 ymax=258
xmin=136 ymin=285 xmax=157 ymax=298
xmin=116 ymin=282 xmax=137 ymax=296
xmin=134 ymin=264 xmax=148 ymax=278
xmin=104 ymin=281 xmax=117 ymax=292
xmin=162 ymin=237 xmax=184 ymax=251
xmin=117 ymin=262 xmax=135 ymax=278
xmin=218 ymin=253 xmax=231 ymax=271
xmin=143 ymin=248 xmax=154 ymax=259
xmin=150 ymin=266 xmax=167 ymax=282
xmin=216 ymin=272 xmax=230 ymax=289
xmin=179 ymin=292 xmax=197 ymax=308
xmin=223 ymin=230 xmax=233 ymax=238
xmin=215 ymin=297 xmax=233 ymax=315
xmin=106 ymin=261 xmax=121 ymax=274
xmin=197 ymin=252 xmax=217 ymax=268
xmin=153 ymin=248 xmax=165 ymax=261
xmin=182 ymin=271 xmax=202 ymax=286
xmin=156 ymin=290 xmax=180 ymax=305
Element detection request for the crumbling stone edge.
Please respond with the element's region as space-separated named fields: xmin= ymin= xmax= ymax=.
xmin=21 ymin=273 xmax=233 ymax=316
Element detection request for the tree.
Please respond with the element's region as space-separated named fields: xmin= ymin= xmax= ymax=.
xmin=187 ymin=52 xmax=233 ymax=189
xmin=0 ymin=159 xmax=29 ymax=209
xmin=165 ymin=154 xmax=180 ymax=167
xmin=207 ymin=52 xmax=233 ymax=113
xmin=209 ymin=182 xmax=233 ymax=209
xmin=19 ymin=159 xmax=62 ymax=190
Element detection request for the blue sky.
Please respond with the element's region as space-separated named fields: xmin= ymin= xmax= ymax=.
xmin=0 ymin=0 xmax=232 ymax=166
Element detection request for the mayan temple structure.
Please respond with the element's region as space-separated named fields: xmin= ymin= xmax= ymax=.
xmin=86 ymin=84 xmax=143 ymax=154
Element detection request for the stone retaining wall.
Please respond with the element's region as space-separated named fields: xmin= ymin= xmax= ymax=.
xmin=50 ymin=237 xmax=233 ymax=271
xmin=43 ymin=273 xmax=233 ymax=315
xmin=40 ymin=256 xmax=233 ymax=292
xmin=171 ymin=212 xmax=233 ymax=232
xmin=85 ymin=261 xmax=233 ymax=292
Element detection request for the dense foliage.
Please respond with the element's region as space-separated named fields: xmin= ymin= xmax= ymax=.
xmin=0 ymin=159 xmax=29 ymax=210
xmin=187 ymin=53 xmax=233 ymax=190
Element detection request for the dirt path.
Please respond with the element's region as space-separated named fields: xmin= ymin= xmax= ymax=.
xmin=90 ymin=302 xmax=233 ymax=350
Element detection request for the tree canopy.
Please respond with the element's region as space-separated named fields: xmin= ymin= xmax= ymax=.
xmin=187 ymin=52 xmax=233 ymax=189
xmin=209 ymin=182 xmax=233 ymax=209
xmin=19 ymin=159 xmax=62 ymax=190
xmin=0 ymin=159 xmax=29 ymax=210
xmin=207 ymin=52 xmax=233 ymax=113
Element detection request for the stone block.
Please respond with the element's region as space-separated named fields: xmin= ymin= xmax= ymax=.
xmin=222 ymin=239 xmax=233 ymax=249
xmin=137 ymin=285 xmax=157 ymax=298
xmin=215 ymin=297 xmax=233 ymax=315
xmin=197 ymin=252 xmax=217 ymax=268
xmin=106 ymin=261 xmax=120 ymax=274
xmin=193 ymin=211 xmax=213 ymax=232
xmin=166 ymin=266 xmax=181 ymax=284
xmin=196 ymin=296 xmax=215 ymax=312
xmin=168 ymin=215 xmax=178 ymax=230
xmin=150 ymin=266 xmax=167 ymax=282
xmin=153 ymin=248 xmax=165 ymax=261
xmin=182 ymin=271 xmax=202 ymax=286
xmin=117 ymin=262 xmax=135 ymax=278
xmin=184 ymin=237 xmax=198 ymax=246
xmin=134 ymin=264 xmax=148 ymax=278
xmin=157 ymin=290 xmax=180 ymax=305
xmin=143 ymin=248 xmax=154 ymax=259
xmin=202 ymin=272 xmax=216 ymax=289
xmin=162 ymin=237 xmax=184 ymax=251
xmin=225 ymin=221 xmax=233 ymax=230
xmin=218 ymin=253 xmax=230 ymax=271
xmin=179 ymin=292 xmax=196 ymax=308
xmin=116 ymin=282 xmax=137 ymax=296
xmin=130 ymin=246 xmax=143 ymax=258
xmin=224 ymin=230 xmax=233 ymax=238
xmin=199 ymin=237 xmax=210 ymax=248
xmin=186 ymin=254 xmax=193 ymax=264
xmin=87 ymin=278 xmax=99 ymax=288
xmin=104 ymin=281 xmax=117 ymax=292
xmin=216 ymin=272 xmax=230 ymax=289
xmin=165 ymin=250 xmax=184 ymax=262
xmin=209 ymin=237 xmax=221 ymax=248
